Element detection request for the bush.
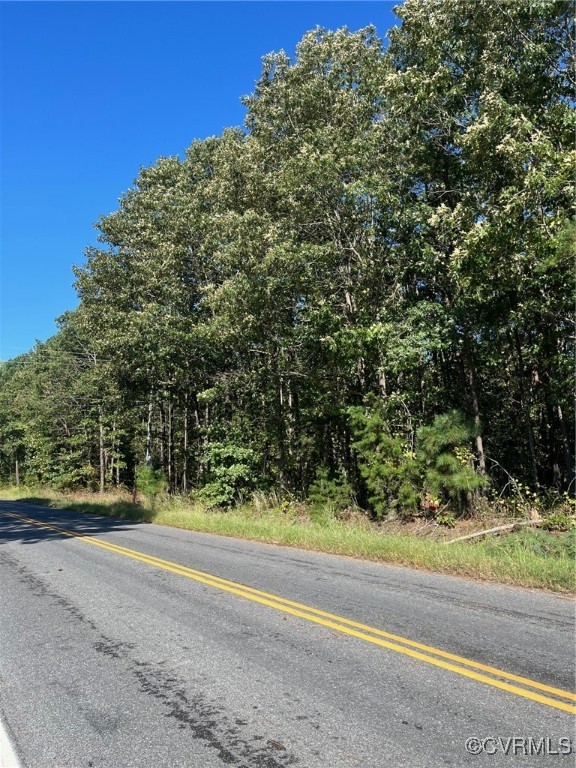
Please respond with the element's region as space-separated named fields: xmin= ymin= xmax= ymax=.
xmin=349 ymin=405 xmax=421 ymax=519
xmin=541 ymin=512 xmax=576 ymax=532
xmin=198 ymin=442 xmax=258 ymax=508
xmin=435 ymin=511 xmax=457 ymax=528
xmin=417 ymin=411 xmax=488 ymax=509
xmin=307 ymin=467 xmax=354 ymax=512
xmin=349 ymin=406 xmax=487 ymax=519
xmin=135 ymin=464 xmax=167 ymax=498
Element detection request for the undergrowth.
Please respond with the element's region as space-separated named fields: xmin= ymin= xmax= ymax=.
xmin=1 ymin=485 xmax=574 ymax=593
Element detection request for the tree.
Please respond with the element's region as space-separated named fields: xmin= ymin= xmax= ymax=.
xmin=384 ymin=0 xmax=575 ymax=487
xmin=1 ymin=8 xmax=572 ymax=510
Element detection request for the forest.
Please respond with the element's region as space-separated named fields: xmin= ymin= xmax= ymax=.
xmin=1 ymin=0 xmax=574 ymax=522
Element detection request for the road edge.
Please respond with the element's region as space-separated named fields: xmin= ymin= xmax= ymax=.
xmin=0 ymin=715 xmax=22 ymax=768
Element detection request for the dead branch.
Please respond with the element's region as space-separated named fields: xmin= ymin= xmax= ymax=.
xmin=446 ymin=520 xmax=542 ymax=544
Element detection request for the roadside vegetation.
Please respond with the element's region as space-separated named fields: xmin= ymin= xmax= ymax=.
xmin=2 ymin=485 xmax=574 ymax=593
xmin=0 ymin=1 xmax=573 ymax=593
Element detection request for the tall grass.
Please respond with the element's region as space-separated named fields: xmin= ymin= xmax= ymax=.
xmin=1 ymin=486 xmax=574 ymax=593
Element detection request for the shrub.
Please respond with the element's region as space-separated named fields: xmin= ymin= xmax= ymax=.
xmin=135 ymin=464 xmax=167 ymax=498
xmin=349 ymin=405 xmax=421 ymax=519
xmin=198 ymin=442 xmax=258 ymax=508
xmin=307 ymin=467 xmax=354 ymax=512
xmin=349 ymin=404 xmax=488 ymax=518
xmin=541 ymin=512 xmax=576 ymax=532
xmin=435 ymin=511 xmax=457 ymax=528
xmin=417 ymin=411 xmax=488 ymax=511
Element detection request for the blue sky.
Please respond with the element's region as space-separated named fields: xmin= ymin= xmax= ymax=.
xmin=1 ymin=1 xmax=399 ymax=360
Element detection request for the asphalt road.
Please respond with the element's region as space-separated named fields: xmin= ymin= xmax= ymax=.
xmin=0 ymin=500 xmax=574 ymax=768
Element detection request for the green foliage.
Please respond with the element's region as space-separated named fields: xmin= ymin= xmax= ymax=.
xmin=435 ymin=512 xmax=457 ymax=529
xmin=350 ymin=407 xmax=487 ymax=518
xmin=135 ymin=464 xmax=167 ymax=498
xmin=307 ymin=467 xmax=354 ymax=512
xmin=417 ymin=412 xmax=488 ymax=507
xmin=483 ymin=528 xmax=576 ymax=561
xmin=541 ymin=512 xmax=576 ymax=533
xmin=0 ymin=6 xmax=573 ymax=513
xmin=349 ymin=405 xmax=421 ymax=519
xmin=197 ymin=442 xmax=258 ymax=508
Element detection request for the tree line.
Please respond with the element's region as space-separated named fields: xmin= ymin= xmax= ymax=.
xmin=1 ymin=0 xmax=574 ymax=516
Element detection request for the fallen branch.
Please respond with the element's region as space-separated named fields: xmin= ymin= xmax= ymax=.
xmin=446 ymin=520 xmax=542 ymax=544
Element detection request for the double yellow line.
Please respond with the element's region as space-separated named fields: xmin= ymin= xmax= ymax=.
xmin=3 ymin=509 xmax=575 ymax=715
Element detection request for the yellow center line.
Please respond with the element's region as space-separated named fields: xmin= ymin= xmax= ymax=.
xmin=3 ymin=509 xmax=576 ymax=715
xmin=16 ymin=512 xmax=572 ymax=701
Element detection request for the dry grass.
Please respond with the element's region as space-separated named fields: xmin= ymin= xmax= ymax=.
xmin=2 ymin=486 xmax=574 ymax=593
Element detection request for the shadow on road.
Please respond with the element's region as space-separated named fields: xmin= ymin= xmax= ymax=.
xmin=0 ymin=499 xmax=148 ymax=545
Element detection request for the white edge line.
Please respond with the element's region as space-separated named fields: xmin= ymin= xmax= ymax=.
xmin=0 ymin=716 xmax=22 ymax=768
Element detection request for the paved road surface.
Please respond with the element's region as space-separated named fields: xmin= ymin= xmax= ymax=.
xmin=0 ymin=500 xmax=574 ymax=767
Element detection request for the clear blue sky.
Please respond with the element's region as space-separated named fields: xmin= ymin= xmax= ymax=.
xmin=0 ymin=1 xmax=399 ymax=361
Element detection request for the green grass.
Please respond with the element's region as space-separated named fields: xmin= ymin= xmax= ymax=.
xmin=2 ymin=486 xmax=574 ymax=593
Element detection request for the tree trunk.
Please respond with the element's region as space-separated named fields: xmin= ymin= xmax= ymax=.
xmin=182 ymin=395 xmax=188 ymax=495
xmin=378 ymin=369 xmax=387 ymax=398
xmin=287 ymin=377 xmax=295 ymax=461
xmin=464 ymin=354 xmax=486 ymax=475
xmin=557 ymin=404 xmax=575 ymax=490
xmin=276 ymin=372 xmax=287 ymax=491
xmin=145 ymin=399 xmax=153 ymax=465
xmin=167 ymin=400 xmax=174 ymax=492
xmin=98 ymin=406 xmax=105 ymax=494
xmin=159 ymin=401 xmax=166 ymax=470
xmin=109 ymin=418 xmax=116 ymax=486
xmin=513 ymin=331 xmax=539 ymax=487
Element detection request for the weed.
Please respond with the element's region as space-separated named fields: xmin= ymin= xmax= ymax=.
xmin=1 ymin=485 xmax=573 ymax=592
